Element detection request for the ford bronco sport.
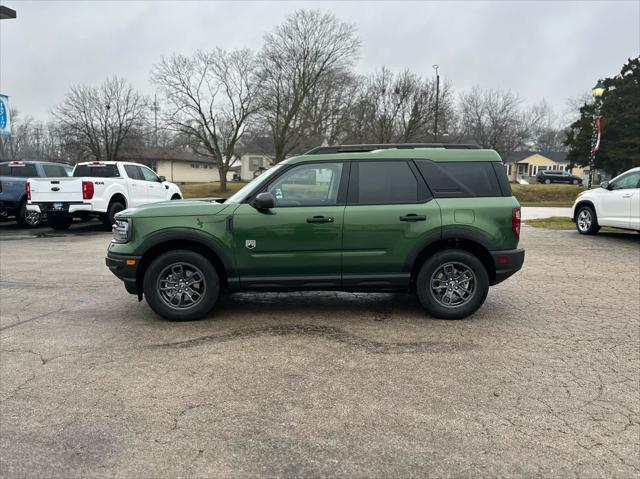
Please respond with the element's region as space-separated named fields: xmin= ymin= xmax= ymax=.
xmin=106 ymin=144 xmax=525 ymax=321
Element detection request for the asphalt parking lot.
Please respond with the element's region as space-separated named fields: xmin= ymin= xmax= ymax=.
xmin=1 ymin=220 xmax=639 ymax=478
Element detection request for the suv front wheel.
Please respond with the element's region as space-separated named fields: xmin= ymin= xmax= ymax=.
xmin=416 ymin=250 xmax=489 ymax=320
xmin=143 ymin=250 xmax=220 ymax=321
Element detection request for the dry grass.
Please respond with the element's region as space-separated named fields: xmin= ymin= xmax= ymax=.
xmin=179 ymin=181 xmax=248 ymax=199
xmin=511 ymin=184 xmax=588 ymax=206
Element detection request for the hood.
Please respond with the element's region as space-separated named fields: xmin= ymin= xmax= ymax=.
xmin=121 ymin=198 xmax=233 ymax=218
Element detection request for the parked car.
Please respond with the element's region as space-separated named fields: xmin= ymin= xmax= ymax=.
xmin=572 ymin=166 xmax=640 ymax=234
xmin=27 ymin=161 xmax=182 ymax=230
xmin=0 ymin=160 xmax=73 ymax=228
xmin=106 ymin=144 xmax=525 ymax=322
xmin=536 ymin=170 xmax=583 ymax=185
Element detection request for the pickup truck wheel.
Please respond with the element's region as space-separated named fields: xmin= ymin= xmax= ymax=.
xmin=416 ymin=250 xmax=489 ymax=320
xmin=17 ymin=202 xmax=43 ymax=228
xmin=143 ymin=250 xmax=220 ymax=321
xmin=102 ymin=201 xmax=125 ymax=228
xmin=576 ymin=206 xmax=600 ymax=235
xmin=49 ymin=215 xmax=72 ymax=231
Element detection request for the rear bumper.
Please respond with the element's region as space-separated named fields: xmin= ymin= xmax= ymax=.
xmin=27 ymin=202 xmax=94 ymax=214
xmin=490 ymin=248 xmax=525 ymax=285
xmin=106 ymin=251 xmax=142 ymax=295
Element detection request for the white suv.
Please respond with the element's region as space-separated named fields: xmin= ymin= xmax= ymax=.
xmin=572 ymin=167 xmax=640 ymax=234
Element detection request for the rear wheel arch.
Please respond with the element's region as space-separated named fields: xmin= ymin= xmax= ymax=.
xmin=108 ymin=193 xmax=127 ymax=209
xmin=409 ymin=238 xmax=495 ymax=288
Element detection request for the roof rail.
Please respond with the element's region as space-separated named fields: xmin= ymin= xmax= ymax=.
xmin=304 ymin=143 xmax=481 ymax=155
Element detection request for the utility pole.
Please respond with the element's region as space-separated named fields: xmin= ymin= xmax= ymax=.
xmin=153 ymin=93 xmax=159 ymax=148
xmin=433 ymin=65 xmax=440 ymax=142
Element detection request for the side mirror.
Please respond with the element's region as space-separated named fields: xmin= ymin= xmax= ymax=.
xmin=252 ymin=192 xmax=275 ymax=210
xmin=600 ymin=181 xmax=609 ymax=190
xmin=158 ymin=175 xmax=166 ymax=182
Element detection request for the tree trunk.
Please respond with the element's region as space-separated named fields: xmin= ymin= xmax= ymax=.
xmin=218 ymin=165 xmax=228 ymax=192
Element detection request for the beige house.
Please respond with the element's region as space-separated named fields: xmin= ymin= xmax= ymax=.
xmin=121 ymin=148 xmax=235 ymax=183
xmin=504 ymin=151 xmax=589 ymax=183
xmin=239 ymin=154 xmax=272 ymax=181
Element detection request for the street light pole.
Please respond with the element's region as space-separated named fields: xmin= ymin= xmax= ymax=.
xmin=587 ymin=80 xmax=606 ymax=189
xmin=433 ymin=65 xmax=440 ymax=142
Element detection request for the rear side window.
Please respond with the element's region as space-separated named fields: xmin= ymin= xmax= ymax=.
xmin=42 ymin=164 xmax=72 ymax=177
xmin=73 ymin=164 xmax=120 ymax=178
xmin=0 ymin=164 xmax=38 ymax=177
xmin=123 ymin=165 xmax=144 ymax=180
xmin=416 ymin=161 xmax=505 ymax=198
xmin=350 ymin=161 xmax=420 ymax=204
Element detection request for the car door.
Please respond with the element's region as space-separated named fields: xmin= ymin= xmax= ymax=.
xmin=341 ymin=160 xmax=441 ymax=290
xmin=232 ymin=161 xmax=348 ymax=289
xmin=139 ymin=165 xmax=167 ymax=202
xmin=598 ymin=171 xmax=640 ymax=228
xmin=122 ymin=165 xmax=148 ymax=207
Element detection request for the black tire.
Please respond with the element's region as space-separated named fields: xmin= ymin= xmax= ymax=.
xmin=575 ymin=205 xmax=600 ymax=235
xmin=102 ymin=201 xmax=125 ymax=228
xmin=572 ymin=179 xmax=579 ymax=185
xmin=415 ymin=250 xmax=489 ymax=320
xmin=49 ymin=215 xmax=72 ymax=231
xmin=143 ymin=250 xmax=220 ymax=321
xmin=171 ymin=194 xmax=182 ymax=200
xmin=17 ymin=202 xmax=43 ymax=228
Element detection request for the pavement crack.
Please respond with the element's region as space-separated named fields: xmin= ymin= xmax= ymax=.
xmin=149 ymin=324 xmax=476 ymax=354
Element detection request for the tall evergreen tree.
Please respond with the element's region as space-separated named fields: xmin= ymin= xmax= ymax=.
xmin=565 ymin=57 xmax=640 ymax=175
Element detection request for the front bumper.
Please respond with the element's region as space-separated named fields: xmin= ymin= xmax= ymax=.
xmin=490 ymin=248 xmax=525 ymax=285
xmin=106 ymin=250 xmax=142 ymax=295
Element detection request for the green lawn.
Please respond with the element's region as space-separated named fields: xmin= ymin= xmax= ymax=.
xmin=525 ymin=216 xmax=575 ymax=230
xmin=511 ymin=184 xmax=587 ymax=207
xmin=180 ymin=181 xmax=248 ymax=199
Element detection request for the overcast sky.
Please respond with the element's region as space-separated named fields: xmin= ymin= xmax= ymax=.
xmin=1 ymin=0 xmax=638 ymax=122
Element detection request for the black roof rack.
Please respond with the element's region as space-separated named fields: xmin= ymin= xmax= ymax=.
xmin=305 ymin=143 xmax=481 ymax=155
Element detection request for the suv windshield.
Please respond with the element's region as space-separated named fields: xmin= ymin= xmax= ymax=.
xmin=226 ymin=164 xmax=285 ymax=203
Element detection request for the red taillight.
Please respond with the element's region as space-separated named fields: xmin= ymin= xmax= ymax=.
xmin=82 ymin=181 xmax=94 ymax=200
xmin=26 ymin=181 xmax=31 ymax=201
xmin=512 ymin=207 xmax=521 ymax=238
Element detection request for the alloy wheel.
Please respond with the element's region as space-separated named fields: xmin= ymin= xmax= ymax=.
xmin=429 ymin=262 xmax=476 ymax=308
xmin=25 ymin=210 xmax=42 ymax=227
xmin=577 ymin=209 xmax=592 ymax=232
xmin=157 ymin=262 xmax=207 ymax=310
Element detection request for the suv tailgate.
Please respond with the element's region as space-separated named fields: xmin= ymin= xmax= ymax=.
xmin=29 ymin=177 xmax=83 ymax=203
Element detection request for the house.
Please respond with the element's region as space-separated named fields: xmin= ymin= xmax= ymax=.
xmin=503 ymin=151 xmax=590 ymax=183
xmin=120 ymin=148 xmax=234 ymax=183
xmin=238 ymin=153 xmax=272 ymax=181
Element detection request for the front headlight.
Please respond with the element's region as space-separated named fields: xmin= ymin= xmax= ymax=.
xmin=112 ymin=217 xmax=131 ymax=244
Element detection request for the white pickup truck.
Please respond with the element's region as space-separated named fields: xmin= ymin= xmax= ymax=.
xmin=27 ymin=161 xmax=182 ymax=230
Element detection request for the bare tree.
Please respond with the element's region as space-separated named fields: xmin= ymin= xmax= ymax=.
xmin=458 ymin=87 xmax=533 ymax=156
xmin=258 ymin=9 xmax=361 ymax=161
xmin=152 ymin=48 xmax=259 ymax=191
xmin=52 ymin=77 xmax=147 ymax=162
xmin=338 ymin=68 xmax=455 ymax=144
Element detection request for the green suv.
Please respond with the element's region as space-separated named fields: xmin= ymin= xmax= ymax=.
xmin=106 ymin=144 xmax=524 ymax=321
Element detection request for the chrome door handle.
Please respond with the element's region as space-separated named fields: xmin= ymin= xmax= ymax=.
xmin=622 ymin=194 xmax=632 ymax=198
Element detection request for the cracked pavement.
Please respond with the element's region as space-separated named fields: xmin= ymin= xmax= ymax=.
xmin=1 ymin=224 xmax=639 ymax=477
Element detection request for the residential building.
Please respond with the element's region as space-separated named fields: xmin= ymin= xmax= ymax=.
xmin=503 ymin=151 xmax=590 ymax=183
xmin=239 ymin=153 xmax=272 ymax=181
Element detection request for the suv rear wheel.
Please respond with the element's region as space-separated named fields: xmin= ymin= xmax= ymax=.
xmin=576 ymin=205 xmax=600 ymax=235
xmin=416 ymin=250 xmax=489 ymax=319
xmin=143 ymin=250 xmax=220 ymax=321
